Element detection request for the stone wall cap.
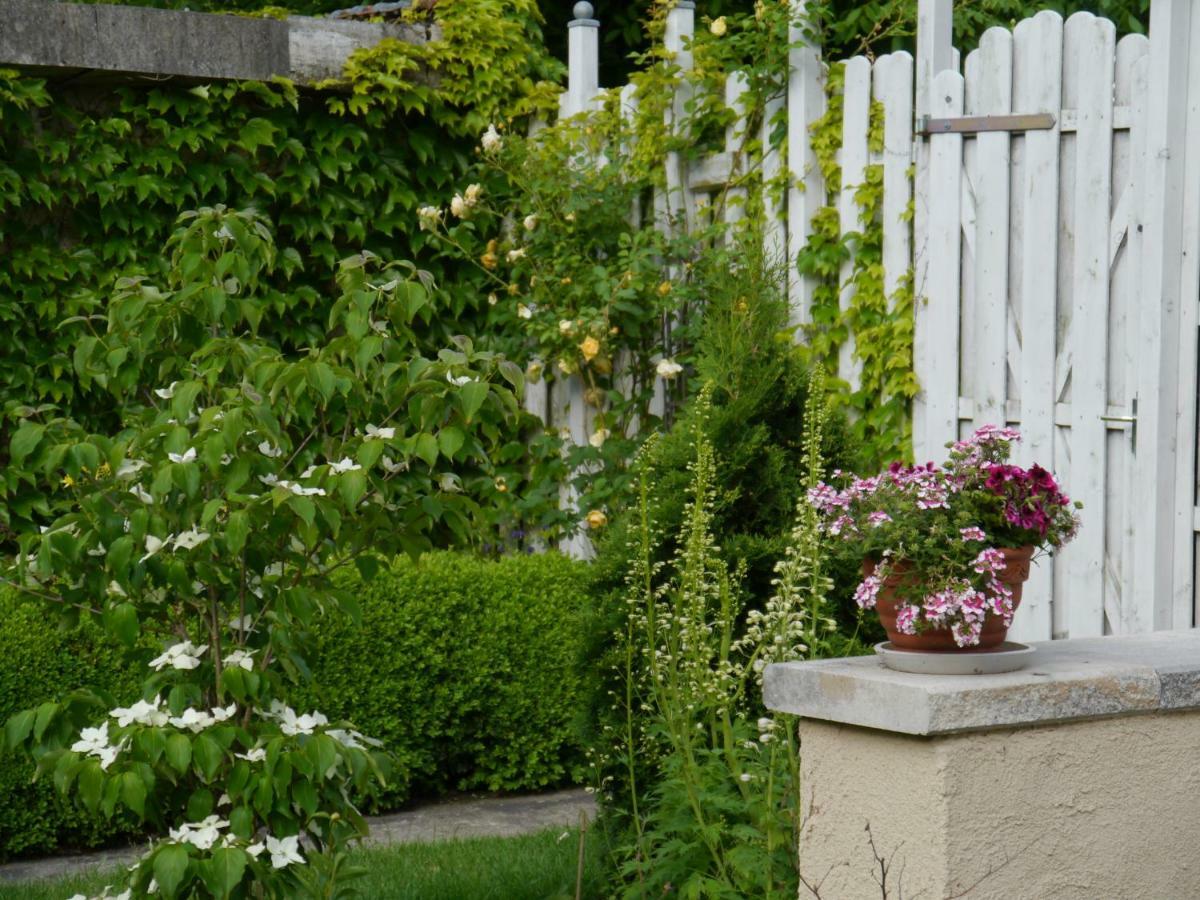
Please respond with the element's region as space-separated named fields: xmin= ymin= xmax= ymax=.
xmin=763 ymin=631 xmax=1200 ymax=735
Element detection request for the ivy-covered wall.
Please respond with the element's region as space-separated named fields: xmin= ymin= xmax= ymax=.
xmin=0 ymin=0 xmax=563 ymax=536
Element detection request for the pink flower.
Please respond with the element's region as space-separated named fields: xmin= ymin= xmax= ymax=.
xmin=972 ymin=548 xmax=1006 ymax=576
xmin=867 ymin=511 xmax=892 ymax=527
xmin=960 ymin=527 xmax=986 ymax=542
xmin=854 ymin=574 xmax=883 ymax=609
xmin=895 ymin=604 xmax=920 ymax=634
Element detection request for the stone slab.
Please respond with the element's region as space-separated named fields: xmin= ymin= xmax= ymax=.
xmin=0 ymin=0 xmax=424 ymax=85
xmin=764 ymin=631 xmax=1200 ymax=735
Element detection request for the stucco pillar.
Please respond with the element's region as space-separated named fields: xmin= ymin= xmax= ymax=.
xmin=764 ymin=633 xmax=1200 ymax=899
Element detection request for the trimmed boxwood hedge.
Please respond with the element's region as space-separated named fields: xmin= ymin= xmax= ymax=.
xmin=0 ymin=551 xmax=591 ymax=859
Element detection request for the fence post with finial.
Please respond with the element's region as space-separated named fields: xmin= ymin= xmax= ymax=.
xmin=566 ymin=2 xmax=600 ymax=116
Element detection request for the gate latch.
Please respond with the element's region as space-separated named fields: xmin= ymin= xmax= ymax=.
xmin=1100 ymin=397 xmax=1137 ymax=452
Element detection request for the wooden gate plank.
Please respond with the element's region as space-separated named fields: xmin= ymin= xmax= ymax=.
xmin=919 ymin=69 xmax=965 ymax=460
xmin=837 ymin=56 xmax=871 ymax=393
xmin=1063 ymin=12 xmax=1115 ymax=637
xmin=1009 ymin=10 xmax=1063 ymax=643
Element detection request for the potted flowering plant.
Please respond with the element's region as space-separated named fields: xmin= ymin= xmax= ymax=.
xmin=809 ymin=426 xmax=1081 ymax=650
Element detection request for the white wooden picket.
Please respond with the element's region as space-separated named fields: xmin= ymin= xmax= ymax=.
xmin=551 ymin=0 xmax=1200 ymax=637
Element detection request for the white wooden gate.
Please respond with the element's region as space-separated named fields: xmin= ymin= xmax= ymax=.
xmin=552 ymin=0 xmax=1200 ymax=638
xmin=912 ymin=0 xmax=1200 ymax=640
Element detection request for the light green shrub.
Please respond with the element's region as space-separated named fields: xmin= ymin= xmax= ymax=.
xmin=0 ymin=551 xmax=591 ymax=860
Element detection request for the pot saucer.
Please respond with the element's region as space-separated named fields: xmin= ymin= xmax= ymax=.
xmin=874 ymin=641 xmax=1034 ymax=675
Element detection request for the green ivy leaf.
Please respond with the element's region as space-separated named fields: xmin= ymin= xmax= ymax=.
xmin=9 ymin=423 xmax=45 ymax=467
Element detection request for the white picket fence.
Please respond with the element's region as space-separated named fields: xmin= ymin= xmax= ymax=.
xmin=546 ymin=0 xmax=1200 ymax=640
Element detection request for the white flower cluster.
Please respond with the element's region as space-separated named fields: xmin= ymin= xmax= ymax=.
xmin=165 ymin=817 xmax=305 ymax=869
xmin=149 ymin=641 xmax=207 ymax=671
xmin=71 ymin=722 xmax=126 ymax=770
xmin=110 ymin=697 xmax=169 ymax=728
xmin=169 ymin=704 xmax=237 ymax=733
xmin=656 ymin=358 xmax=684 ymax=379
xmin=260 ymin=473 xmax=326 ymax=497
xmin=450 ymin=183 xmax=483 ymax=218
xmin=140 ymin=528 xmax=210 ymax=563
xmin=262 ymin=700 xmax=327 ymax=737
xmin=481 ymin=123 xmax=503 ymax=153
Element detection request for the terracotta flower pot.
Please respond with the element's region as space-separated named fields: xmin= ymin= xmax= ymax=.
xmin=864 ymin=546 xmax=1035 ymax=652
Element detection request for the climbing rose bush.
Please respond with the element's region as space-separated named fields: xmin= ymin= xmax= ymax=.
xmin=3 ymin=207 xmax=521 ymax=898
xmin=809 ymin=426 xmax=1081 ymax=646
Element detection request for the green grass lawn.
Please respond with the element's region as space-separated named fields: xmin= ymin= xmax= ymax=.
xmin=0 ymin=827 xmax=607 ymax=900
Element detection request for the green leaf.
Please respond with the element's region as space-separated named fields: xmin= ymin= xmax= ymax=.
xmin=122 ymin=769 xmax=147 ymax=818
xmin=165 ymin=733 xmax=192 ymax=775
xmin=32 ymin=702 xmax=58 ymax=742
xmin=414 ymin=433 xmax=438 ymax=467
xmin=338 ymin=470 xmax=367 ymax=507
xmin=354 ymin=554 xmax=380 ymax=583
xmin=497 ymin=359 xmax=524 ymax=392
xmin=186 ymin=787 xmax=214 ymax=821
xmin=154 ymin=843 xmax=191 ymax=899
xmin=194 ymin=733 xmax=223 ymax=780
xmin=287 ymin=494 xmax=316 ymax=527
xmin=307 ymin=733 xmax=338 ymax=779
xmin=229 ymin=804 xmax=254 ymax=840
xmin=437 ymin=427 xmax=464 ymax=459
xmin=201 ymin=847 xmax=248 ymax=899
xmin=308 ymin=361 xmax=336 ymax=402
xmin=5 ymin=709 xmax=35 ymax=749
xmin=78 ymin=761 xmax=103 ymax=812
xmin=357 ymin=438 xmax=385 ymax=470
xmin=226 ymin=510 xmax=249 ymax=555
xmin=458 ymin=381 xmax=489 ymax=422
xmin=103 ymin=602 xmax=139 ymax=647
xmin=9 ymin=423 xmax=45 ymax=466
xmin=107 ymin=535 xmax=133 ymax=575
xmin=292 ymin=778 xmax=318 ymax=815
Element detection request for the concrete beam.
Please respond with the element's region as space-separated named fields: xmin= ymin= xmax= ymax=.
xmin=0 ymin=0 xmax=427 ymax=85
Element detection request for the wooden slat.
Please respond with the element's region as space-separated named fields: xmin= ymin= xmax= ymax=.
xmin=1132 ymin=0 xmax=1192 ymax=632
xmin=724 ymin=72 xmax=750 ymax=229
xmin=967 ymin=28 xmax=1013 ymax=431
xmin=761 ymin=94 xmax=787 ymax=266
xmin=912 ymin=0 xmax=954 ymax=460
xmin=688 ymin=151 xmax=734 ymax=192
xmin=1173 ymin=7 xmax=1200 ymax=629
xmin=837 ymin=56 xmax=871 ymax=392
xmin=875 ymin=52 xmax=913 ymax=317
xmin=662 ymin=2 xmax=695 ymax=235
xmin=787 ymin=5 xmax=826 ymax=327
xmin=917 ymin=68 xmax=965 ymax=459
xmin=1059 ymin=105 xmax=1133 ymax=131
xmin=1009 ymin=9 xmax=1064 ymax=643
xmin=1063 ymin=12 xmax=1115 ymax=638
xmin=1104 ymin=34 xmax=1149 ymax=634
